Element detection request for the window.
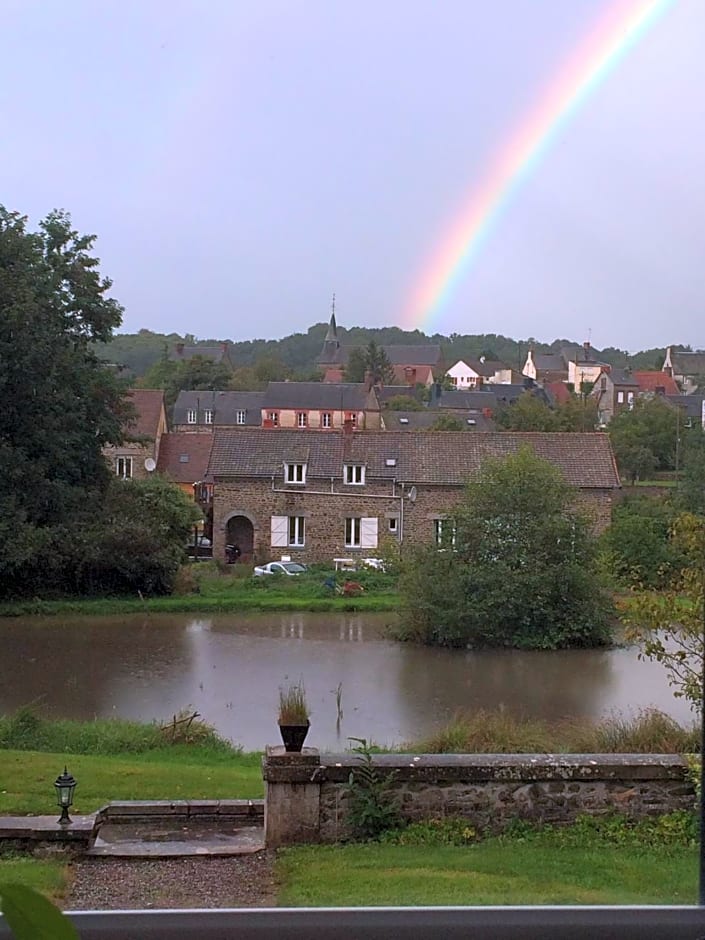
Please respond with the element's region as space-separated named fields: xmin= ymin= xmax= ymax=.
xmin=344 ymin=464 xmax=365 ymax=485
xmin=627 ymin=391 xmax=635 ymax=409
xmin=617 ymin=391 xmax=624 ymax=404
xmin=434 ymin=518 xmax=456 ymax=548
xmin=115 ymin=456 xmax=133 ymax=479
xmin=345 ymin=516 xmax=378 ymax=548
xmin=187 ymin=409 xmax=197 ymax=424
xmin=204 ymin=409 xmax=213 ymax=424
xmin=288 ymin=516 xmax=305 ymax=546
xmin=285 ymin=462 xmax=306 ymax=484
xmin=296 ymin=411 xmax=308 ymax=428
xmin=321 ymin=411 xmax=332 ymax=428
xmin=345 ymin=517 xmax=361 ymax=547
xmin=388 ymin=516 xmax=398 ymax=534
xmin=179 ymin=454 xmax=189 ymax=463
xmin=344 ymin=411 xmax=358 ymax=427
xmin=267 ymin=411 xmax=279 ymax=426
xmin=271 ymin=515 xmax=305 ymax=547
xmin=236 ymin=410 xmax=246 ymax=425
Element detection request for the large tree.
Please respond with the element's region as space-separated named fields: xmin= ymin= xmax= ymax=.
xmin=344 ymin=341 xmax=395 ymax=385
xmin=0 ymin=207 xmax=130 ymax=587
xmin=398 ymin=448 xmax=613 ymax=649
xmin=609 ymin=398 xmax=680 ymax=482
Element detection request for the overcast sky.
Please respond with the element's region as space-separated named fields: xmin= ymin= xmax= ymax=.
xmin=2 ymin=0 xmax=702 ymax=350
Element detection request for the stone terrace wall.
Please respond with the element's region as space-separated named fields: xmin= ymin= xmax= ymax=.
xmin=262 ymin=749 xmax=695 ymax=846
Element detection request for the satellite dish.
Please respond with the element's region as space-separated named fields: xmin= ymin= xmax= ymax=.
xmin=144 ymin=457 xmax=156 ymax=472
xmin=408 ymin=486 xmax=417 ymax=503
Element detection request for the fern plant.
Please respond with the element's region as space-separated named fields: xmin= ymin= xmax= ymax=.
xmin=342 ymin=737 xmax=402 ymax=840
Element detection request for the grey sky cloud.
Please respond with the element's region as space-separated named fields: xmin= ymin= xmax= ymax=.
xmin=2 ymin=0 xmax=702 ymax=351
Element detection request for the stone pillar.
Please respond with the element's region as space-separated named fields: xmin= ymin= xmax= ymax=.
xmin=262 ymin=746 xmax=322 ymax=848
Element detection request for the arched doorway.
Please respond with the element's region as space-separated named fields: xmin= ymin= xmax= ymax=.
xmin=226 ymin=515 xmax=255 ymax=563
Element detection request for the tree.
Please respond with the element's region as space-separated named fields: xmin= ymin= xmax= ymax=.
xmin=398 ymin=448 xmax=613 ymax=649
xmin=143 ymin=353 xmax=233 ymax=407
xmin=495 ymin=394 xmax=559 ymax=431
xmin=623 ymin=513 xmax=704 ymax=711
xmin=676 ymin=431 xmax=705 ymax=516
xmin=429 ymin=414 xmax=465 ymax=431
xmin=386 ymin=395 xmax=423 ymax=411
xmin=599 ymin=494 xmax=684 ymax=589
xmin=344 ymin=341 xmax=395 ymax=385
xmin=0 ymin=207 xmax=130 ymax=590
xmin=609 ymin=398 xmax=680 ymax=481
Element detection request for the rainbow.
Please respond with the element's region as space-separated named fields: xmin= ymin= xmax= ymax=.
xmin=405 ymin=0 xmax=676 ymax=331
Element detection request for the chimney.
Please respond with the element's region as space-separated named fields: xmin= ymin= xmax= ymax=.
xmin=343 ymin=418 xmax=355 ymax=436
xmin=263 ymin=418 xmax=274 ymax=429
xmin=583 ymin=340 xmax=591 ymax=360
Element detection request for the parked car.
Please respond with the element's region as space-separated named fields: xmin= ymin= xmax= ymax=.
xmin=253 ymin=561 xmax=307 ymax=577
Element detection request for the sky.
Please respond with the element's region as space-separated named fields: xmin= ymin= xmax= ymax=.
xmin=1 ymin=0 xmax=703 ymax=351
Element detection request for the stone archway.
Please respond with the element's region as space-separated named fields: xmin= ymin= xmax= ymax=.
xmin=226 ymin=514 xmax=255 ymax=562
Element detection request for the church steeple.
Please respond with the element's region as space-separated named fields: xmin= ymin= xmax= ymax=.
xmin=317 ymin=293 xmax=341 ymax=366
xmin=324 ymin=293 xmax=338 ymax=345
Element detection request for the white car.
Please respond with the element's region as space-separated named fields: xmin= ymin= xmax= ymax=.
xmin=253 ymin=561 xmax=307 ymax=577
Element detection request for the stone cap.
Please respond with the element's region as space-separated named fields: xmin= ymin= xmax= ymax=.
xmin=263 ymin=747 xmax=322 ymax=783
xmin=316 ymin=753 xmax=689 ymax=784
xmin=0 ymin=814 xmax=96 ymax=841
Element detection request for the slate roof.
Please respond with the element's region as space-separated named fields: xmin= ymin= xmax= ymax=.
xmin=605 ymin=368 xmax=639 ymax=387
xmin=533 ymin=353 xmax=568 ymax=372
xmin=156 ymin=433 xmax=214 ymax=483
xmin=465 ymin=359 xmax=509 ymax=377
xmin=374 ymin=385 xmax=426 ymax=406
xmin=633 ymin=372 xmax=679 ymax=395
xmin=125 ymin=389 xmax=165 ymax=440
xmin=667 ymin=394 xmax=705 ymax=420
xmin=669 ymin=351 xmax=705 ymax=375
xmin=381 ymin=411 xmax=495 ymax=431
xmin=173 ymin=390 xmax=264 ymax=426
xmin=262 ymin=382 xmax=374 ymax=411
xmin=435 ymin=389 xmax=499 ymax=410
xmin=208 ymin=429 xmax=620 ymax=489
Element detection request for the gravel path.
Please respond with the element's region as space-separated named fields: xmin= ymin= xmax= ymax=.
xmin=64 ymin=853 xmax=279 ymax=910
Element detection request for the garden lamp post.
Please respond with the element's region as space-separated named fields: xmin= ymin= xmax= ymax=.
xmin=54 ymin=767 xmax=77 ymax=825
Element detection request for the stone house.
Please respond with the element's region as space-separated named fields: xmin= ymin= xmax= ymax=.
xmin=662 ymin=347 xmax=705 ymax=394
xmin=590 ymin=367 xmax=640 ymax=425
xmin=207 ymin=428 xmax=620 ymax=565
xmin=172 ymin=390 xmax=264 ymax=431
xmin=104 ymin=389 xmax=167 ymax=480
xmin=156 ymin=431 xmax=215 ymax=539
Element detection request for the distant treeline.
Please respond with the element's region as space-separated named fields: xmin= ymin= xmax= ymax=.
xmin=97 ymin=324 xmax=676 ymax=379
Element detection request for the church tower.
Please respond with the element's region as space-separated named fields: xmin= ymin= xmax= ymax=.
xmin=316 ymin=294 xmax=342 ymax=368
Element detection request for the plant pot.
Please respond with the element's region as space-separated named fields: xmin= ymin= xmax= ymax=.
xmin=279 ymin=721 xmax=310 ymax=752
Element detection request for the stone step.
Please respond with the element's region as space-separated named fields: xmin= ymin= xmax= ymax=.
xmin=87 ymin=824 xmax=265 ymax=858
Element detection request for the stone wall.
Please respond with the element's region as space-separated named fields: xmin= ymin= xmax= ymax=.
xmin=262 ymin=750 xmax=695 ymax=846
xmin=214 ymin=480 xmax=614 ymax=565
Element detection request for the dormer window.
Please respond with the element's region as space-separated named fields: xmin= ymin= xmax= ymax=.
xmin=285 ymin=463 xmax=306 ymax=484
xmin=187 ymin=409 xmax=197 ymax=424
xmin=204 ymin=409 xmax=213 ymax=424
xmin=344 ymin=464 xmax=365 ymax=485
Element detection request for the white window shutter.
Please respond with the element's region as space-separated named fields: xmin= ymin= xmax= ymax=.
xmin=271 ymin=516 xmax=288 ymax=547
xmin=360 ymin=517 xmax=378 ymax=549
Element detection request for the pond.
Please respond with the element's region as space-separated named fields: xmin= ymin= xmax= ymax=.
xmin=0 ymin=612 xmax=694 ymax=750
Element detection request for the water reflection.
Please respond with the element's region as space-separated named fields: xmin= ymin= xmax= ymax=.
xmin=0 ymin=612 xmax=695 ymax=750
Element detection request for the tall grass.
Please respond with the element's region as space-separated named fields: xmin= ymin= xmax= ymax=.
xmin=0 ymin=706 xmax=237 ymax=755
xmin=414 ymin=708 xmax=699 ymax=754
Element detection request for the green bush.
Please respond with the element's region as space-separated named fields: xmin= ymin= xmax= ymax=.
xmin=599 ymin=494 xmax=683 ymax=589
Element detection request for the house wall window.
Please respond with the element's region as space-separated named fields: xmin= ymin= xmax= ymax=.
xmin=321 ymin=412 xmax=332 ymax=428
xmin=236 ymin=410 xmax=246 ymax=425
xmin=285 ymin=462 xmax=306 ymax=484
xmin=627 ymin=391 xmax=635 ymax=409
xmin=345 ymin=516 xmax=378 ymax=548
xmin=288 ymin=516 xmax=305 ymax=546
xmin=271 ymin=515 xmax=305 ymax=547
xmin=434 ymin=518 xmax=456 ymax=547
xmin=617 ymin=391 xmax=624 ymax=404
xmin=116 ymin=456 xmax=133 ymax=479
xmin=388 ymin=516 xmax=398 ymax=535
xmin=267 ymin=411 xmax=280 ymax=426
xmin=187 ymin=409 xmax=197 ymax=424
xmin=204 ymin=410 xmax=213 ymax=424
xmin=344 ymin=464 xmax=365 ymax=485
xmin=296 ymin=411 xmax=308 ymax=428
xmin=344 ymin=412 xmax=358 ymax=427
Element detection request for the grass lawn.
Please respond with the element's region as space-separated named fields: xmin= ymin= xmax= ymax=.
xmin=1 ymin=748 xmax=263 ymax=816
xmin=0 ymin=856 xmax=68 ymax=904
xmin=277 ymin=840 xmax=697 ymax=907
